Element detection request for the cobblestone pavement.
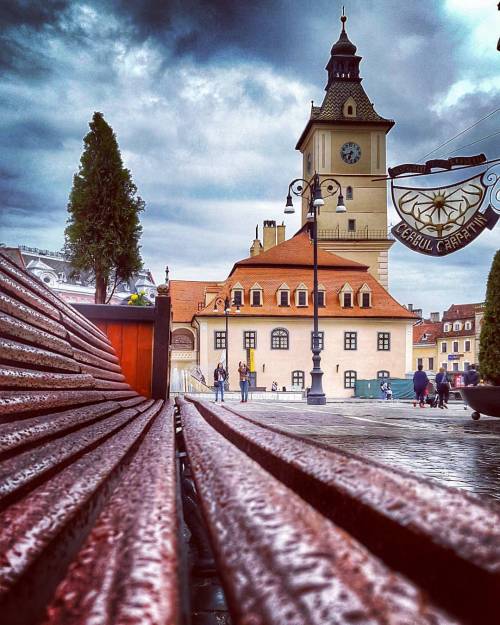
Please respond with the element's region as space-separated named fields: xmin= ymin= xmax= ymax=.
xmin=221 ymin=399 xmax=500 ymax=502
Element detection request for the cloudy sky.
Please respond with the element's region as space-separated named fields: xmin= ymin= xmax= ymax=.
xmin=1 ymin=0 xmax=499 ymax=315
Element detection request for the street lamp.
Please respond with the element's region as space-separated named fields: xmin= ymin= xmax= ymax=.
xmin=285 ymin=172 xmax=345 ymax=405
xmin=213 ymin=295 xmax=240 ymax=388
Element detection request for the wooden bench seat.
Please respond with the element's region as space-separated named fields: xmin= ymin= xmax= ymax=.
xmin=0 ymin=250 xmax=178 ymax=625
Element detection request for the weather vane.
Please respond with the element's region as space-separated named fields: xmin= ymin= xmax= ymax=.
xmin=387 ymin=154 xmax=499 ymax=256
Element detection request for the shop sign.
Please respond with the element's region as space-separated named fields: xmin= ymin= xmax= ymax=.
xmin=448 ymin=354 xmax=463 ymax=361
xmin=390 ymin=156 xmax=499 ymax=256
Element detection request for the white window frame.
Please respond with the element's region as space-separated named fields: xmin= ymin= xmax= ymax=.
xmin=295 ymin=283 xmax=308 ymax=307
xmin=465 ymin=321 xmax=472 ymax=331
xmin=453 ymin=322 xmax=461 ymax=331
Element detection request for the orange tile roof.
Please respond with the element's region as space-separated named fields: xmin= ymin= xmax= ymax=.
xmin=230 ymin=230 xmax=367 ymax=274
xmin=169 ymin=280 xmax=221 ymax=322
xmin=442 ymin=303 xmax=482 ymax=321
xmin=413 ymin=321 xmax=442 ymax=345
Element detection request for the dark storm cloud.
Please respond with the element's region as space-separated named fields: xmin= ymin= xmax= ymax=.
xmin=0 ymin=1 xmax=70 ymax=29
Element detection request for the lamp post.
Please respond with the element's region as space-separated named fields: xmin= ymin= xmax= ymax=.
xmin=285 ymin=172 xmax=346 ymax=405
xmin=213 ymin=295 xmax=240 ymax=388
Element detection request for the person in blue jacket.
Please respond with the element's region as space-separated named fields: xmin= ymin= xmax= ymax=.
xmin=435 ymin=367 xmax=449 ymax=409
xmin=413 ymin=364 xmax=429 ymax=408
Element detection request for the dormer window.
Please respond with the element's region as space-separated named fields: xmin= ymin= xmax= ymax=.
xmin=342 ymin=96 xmax=357 ymax=118
xmin=316 ymin=284 xmax=326 ymax=307
xmin=277 ymin=283 xmax=290 ymax=307
xmin=295 ymin=283 xmax=308 ymax=307
xmin=231 ymin=282 xmax=244 ymax=307
xmin=358 ymin=283 xmax=372 ymax=308
xmin=465 ymin=321 xmax=472 ymax=331
xmin=250 ymin=283 xmax=263 ymax=307
xmin=444 ymin=323 xmax=451 ymax=332
xmin=340 ymin=283 xmax=354 ymax=308
xmin=453 ymin=322 xmax=462 ymax=331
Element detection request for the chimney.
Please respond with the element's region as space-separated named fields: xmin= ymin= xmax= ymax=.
xmin=430 ymin=311 xmax=440 ymax=322
xmin=250 ymin=224 xmax=263 ymax=257
xmin=276 ymin=222 xmax=286 ymax=245
xmin=413 ymin=308 xmax=423 ymax=318
xmin=407 ymin=304 xmax=413 ymax=311
xmin=263 ymin=220 xmax=277 ymax=251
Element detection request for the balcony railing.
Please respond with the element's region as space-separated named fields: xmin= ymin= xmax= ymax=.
xmin=317 ymin=229 xmax=394 ymax=241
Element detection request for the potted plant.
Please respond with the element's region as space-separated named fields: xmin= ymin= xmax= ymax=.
xmin=462 ymin=250 xmax=500 ymax=419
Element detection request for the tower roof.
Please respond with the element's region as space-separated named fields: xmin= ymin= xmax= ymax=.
xmin=296 ymin=11 xmax=394 ymax=150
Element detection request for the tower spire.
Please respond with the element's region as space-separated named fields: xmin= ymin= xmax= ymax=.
xmin=325 ymin=7 xmax=361 ymax=88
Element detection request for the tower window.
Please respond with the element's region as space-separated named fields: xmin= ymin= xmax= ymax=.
xmin=346 ymin=186 xmax=353 ymax=200
xmin=342 ymin=292 xmax=352 ymax=308
xmin=347 ymin=105 xmax=353 ymax=115
xmin=348 ymin=219 xmax=356 ymax=232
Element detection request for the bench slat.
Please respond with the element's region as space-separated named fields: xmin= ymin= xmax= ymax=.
xmin=79 ymin=363 xmax=126 ymax=382
xmin=0 ymin=401 xmax=120 ymax=458
xmin=0 ymin=402 xmax=162 ymax=625
xmin=0 ymin=390 xmax=105 ymax=419
xmin=0 ymin=338 xmax=81 ymax=373
xmin=180 ymin=400 xmax=456 ymax=625
xmin=72 ymin=347 xmax=123 ymax=373
xmin=0 ymin=313 xmax=74 ymax=356
xmin=66 ymin=330 xmax=120 ymax=365
xmin=43 ymin=403 xmax=178 ymax=625
xmin=0 ymin=367 xmax=95 ymax=390
xmin=0 ymin=293 xmax=67 ymax=338
xmin=93 ymin=379 xmax=132 ymax=390
xmin=0 ymin=271 xmax=60 ymax=321
xmin=59 ymin=313 xmax=116 ymax=354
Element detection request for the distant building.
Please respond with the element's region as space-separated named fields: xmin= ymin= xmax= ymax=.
xmin=413 ymin=303 xmax=484 ymax=374
xmin=170 ymin=228 xmax=415 ymax=397
xmin=1 ymin=244 xmax=157 ymax=304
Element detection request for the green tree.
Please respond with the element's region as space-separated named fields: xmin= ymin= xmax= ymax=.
xmin=479 ymin=249 xmax=500 ymax=385
xmin=65 ymin=112 xmax=144 ymax=303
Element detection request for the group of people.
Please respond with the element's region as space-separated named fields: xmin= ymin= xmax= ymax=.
xmin=413 ymin=363 xmax=480 ymax=409
xmin=379 ymin=380 xmax=393 ymax=400
xmin=213 ymin=361 xmax=250 ymax=403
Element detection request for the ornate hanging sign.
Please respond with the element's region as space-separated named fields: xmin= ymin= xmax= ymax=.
xmin=389 ymin=155 xmax=499 ymax=256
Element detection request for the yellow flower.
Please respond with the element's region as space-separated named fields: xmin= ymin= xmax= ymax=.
xmin=128 ymin=300 xmax=132 ymax=305
xmin=140 ymin=290 xmax=145 ymax=295
xmin=131 ymin=293 xmax=138 ymax=301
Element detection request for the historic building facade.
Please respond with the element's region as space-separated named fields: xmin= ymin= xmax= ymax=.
xmin=294 ymin=13 xmax=394 ymax=287
xmin=413 ymin=303 xmax=484 ymax=375
xmin=170 ymin=231 xmax=415 ymax=397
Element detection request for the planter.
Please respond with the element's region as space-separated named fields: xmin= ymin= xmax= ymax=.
xmin=461 ymin=386 xmax=500 ymax=420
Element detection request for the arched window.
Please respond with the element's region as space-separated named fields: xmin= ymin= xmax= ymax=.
xmin=344 ymin=370 xmax=357 ymax=389
xmin=377 ymin=370 xmax=390 ymax=379
xmin=347 ymin=105 xmax=353 ymax=115
xmin=346 ymin=186 xmax=353 ymax=200
xmin=291 ymin=370 xmax=305 ymax=389
xmin=172 ymin=328 xmax=195 ymax=351
xmin=271 ymin=328 xmax=289 ymax=350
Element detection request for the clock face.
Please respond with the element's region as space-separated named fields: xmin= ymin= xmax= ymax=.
xmin=340 ymin=142 xmax=361 ymax=164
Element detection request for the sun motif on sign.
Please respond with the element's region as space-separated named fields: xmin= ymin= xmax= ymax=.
xmin=397 ymin=183 xmax=483 ymax=237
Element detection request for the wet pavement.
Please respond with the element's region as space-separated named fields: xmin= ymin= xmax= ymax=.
xmin=222 ymin=400 xmax=500 ymax=502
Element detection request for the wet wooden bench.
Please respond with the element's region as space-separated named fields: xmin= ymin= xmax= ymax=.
xmin=0 ymin=249 xmax=179 ymax=625
xmin=178 ymin=395 xmax=500 ymax=625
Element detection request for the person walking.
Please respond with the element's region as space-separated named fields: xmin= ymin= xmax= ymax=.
xmin=463 ymin=363 xmax=479 ymax=410
xmin=413 ymin=364 xmax=429 ymax=408
xmin=385 ymin=382 xmax=393 ymax=400
xmin=238 ymin=361 xmax=250 ymax=403
xmin=213 ymin=363 xmax=227 ymax=402
xmin=435 ymin=367 xmax=450 ymax=409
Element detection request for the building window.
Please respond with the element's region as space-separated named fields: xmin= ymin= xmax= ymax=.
xmin=344 ymin=331 xmax=357 ymax=350
xmin=441 ymin=342 xmax=447 ymax=353
xmin=417 ymin=358 xmax=423 ymax=368
xmin=343 ymin=292 xmax=352 ymax=308
xmin=377 ymin=370 xmax=390 ymax=379
xmin=244 ymin=331 xmax=256 ymax=349
xmin=428 ymin=357 xmax=434 ymax=370
xmin=297 ymin=291 xmax=307 ymax=306
xmin=465 ymin=321 xmax=472 ymax=331
xmin=346 ymin=186 xmax=353 ymax=200
xmin=291 ymin=370 xmax=305 ymax=389
xmin=233 ymin=290 xmax=243 ymax=307
xmin=453 ymin=341 xmax=459 ymax=353
xmin=444 ymin=324 xmax=450 ymax=332
xmin=377 ymin=332 xmax=390 ymax=351
xmin=271 ymin=328 xmax=289 ymax=350
xmin=344 ymin=370 xmax=357 ymax=389
xmin=464 ymin=361 xmax=470 ymax=371
xmin=464 ymin=340 xmax=471 ymax=352
xmin=311 ymin=331 xmax=324 ymax=351
xmin=453 ymin=322 xmax=461 ymax=331
xmin=361 ymin=292 xmax=371 ymax=308
xmin=347 ymin=105 xmax=353 ymax=115
xmin=214 ymin=331 xmax=226 ymax=350
xmin=279 ymin=290 xmax=289 ymax=306
xmin=348 ymin=218 xmax=356 ymax=231
xmin=251 ymin=290 xmax=262 ymax=306
xmin=452 ymin=362 xmax=459 ymax=372
xmin=441 ymin=362 xmax=448 ymax=371
xmin=316 ymin=291 xmax=325 ymax=307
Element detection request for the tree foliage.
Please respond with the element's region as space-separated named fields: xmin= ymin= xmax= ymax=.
xmin=64 ymin=112 xmax=144 ymax=303
xmin=479 ymin=249 xmax=500 ymax=385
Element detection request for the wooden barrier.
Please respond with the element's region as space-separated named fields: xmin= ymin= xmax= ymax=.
xmin=74 ymin=290 xmax=171 ymax=400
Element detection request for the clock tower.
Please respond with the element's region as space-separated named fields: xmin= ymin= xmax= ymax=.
xmin=296 ymin=12 xmax=394 ymax=287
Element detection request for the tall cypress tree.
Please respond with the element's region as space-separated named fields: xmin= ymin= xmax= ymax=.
xmin=479 ymin=249 xmax=500 ymax=385
xmin=65 ymin=112 xmax=144 ymax=303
